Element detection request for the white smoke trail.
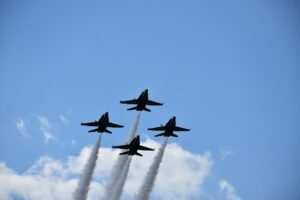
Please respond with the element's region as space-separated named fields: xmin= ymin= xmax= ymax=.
xmin=135 ymin=137 xmax=168 ymax=200
xmin=103 ymin=112 xmax=141 ymax=200
xmin=111 ymin=156 xmax=132 ymax=200
xmin=127 ymin=112 xmax=141 ymax=142
xmin=72 ymin=134 xmax=102 ymax=200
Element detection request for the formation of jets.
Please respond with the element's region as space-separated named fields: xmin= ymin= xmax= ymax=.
xmin=81 ymin=89 xmax=190 ymax=156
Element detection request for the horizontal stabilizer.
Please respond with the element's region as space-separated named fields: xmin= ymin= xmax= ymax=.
xmin=170 ymin=133 xmax=178 ymax=137
xmin=127 ymin=106 xmax=137 ymax=111
xmin=104 ymin=129 xmax=112 ymax=134
xmin=88 ymin=128 xmax=98 ymax=133
xmin=119 ymin=151 xmax=130 ymax=155
xmin=143 ymin=107 xmax=151 ymax=112
xmin=135 ymin=152 xmax=143 ymax=156
xmin=155 ymin=133 xmax=165 ymax=137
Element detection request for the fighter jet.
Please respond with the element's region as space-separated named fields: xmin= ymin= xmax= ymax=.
xmin=81 ymin=112 xmax=124 ymax=133
xmin=112 ymin=135 xmax=154 ymax=156
xmin=148 ymin=116 xmax=190 ymax=137
xmin=120 ymin=89 xmax=163 ymax=112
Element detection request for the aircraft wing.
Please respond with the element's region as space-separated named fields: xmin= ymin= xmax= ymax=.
xmin=112 ymin=144 xmax=130 ymax=149
xmin=108 ymin=122 xmax=124 ymax=128
xmin=146 ymin=100 xmax=163 ymax=106
xmin=138 ymin=145 xmax=155 ymax=151
xmin=120 ymin=99 xmax=138 ymax=104
xmin=81 ymin=121 xmax=99 ymax=126
xmin=148 ymin=126 xmax=166 ymax=131
xmin=174 ymin=126 xmax=190 ymax=131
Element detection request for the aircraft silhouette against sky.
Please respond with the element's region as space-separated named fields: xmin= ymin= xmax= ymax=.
xmin=112 ymin=135 xmax=155 ymax=156
xmin=120 ymin=89 xmax=163 ymax=112
xmin=148 ymin=116 xmax=190 ymax=137
xmin=81 ymin=112 xmax=124 ymax=133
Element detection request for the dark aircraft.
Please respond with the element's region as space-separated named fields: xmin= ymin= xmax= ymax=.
xmin=112 ymin=135 xmax=154 ymax=156
xmin=148 ymin=116 xmax=190 ymax=137
xmin=120 ymin=89 xmax=163 ymax=112
xmin=81 ymin=112 xmax=124 ymax=133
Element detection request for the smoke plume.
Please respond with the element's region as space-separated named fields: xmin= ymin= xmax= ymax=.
xmin=103 ymin=112 xmax=141 ymax=200
xmin=135 ymin=137 xmax=168 ymax=200
xmin=111 ymin=156 xmax=132 ymax=200
xmin=72 ymin=134 xmax=102 ymax=200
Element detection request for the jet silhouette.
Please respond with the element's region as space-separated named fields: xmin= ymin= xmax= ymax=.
xmin=120 ymin=89 xmax=163 ymax=112
xmin=81 ymin=112 xmax=124 ymax=133
xmin=112 ymin=135 xmax=154 ymax=156
xmin=148 ymin=116 xmax=190 ymax=137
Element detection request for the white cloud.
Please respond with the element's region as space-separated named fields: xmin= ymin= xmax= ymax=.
xmin=0 ymin=139 xmax=213 ymax=200
xmin=219 ymin=179 xmax=242 ymax=200
xmin=37 ymin=116 xmax=56 ymax=144
xmin=16 ymin=118 xmax=29 ymax=138
xmin=125 ymin=139 xmax=213 ymax=200
xmin=59 ymin=114 xmax=69 ymax=126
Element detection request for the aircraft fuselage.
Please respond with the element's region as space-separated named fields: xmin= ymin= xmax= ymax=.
xmin=135 ymin=89 xmax=149 ymax=111
xmin=126 ymin=136 xmax=140 ymax=155
xmin=97 ymin=112 xmax=109 ymax=132
xmin=164 ymin=117 xmax=177 ymax=134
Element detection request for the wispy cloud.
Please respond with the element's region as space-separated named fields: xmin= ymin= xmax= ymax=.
xmin=219 ymin=179 xmax=242 ymax=200
xmin=59 ymin=114 xmax=69 ymax=126
xmin=37 ymin=116 xmax=56 ymax=144
xmin=0 ymin=139 xmax=213 ymax=200
xmin=59 ymin=108 xmax=72 ymax=126
xmin=219 ymin=146 xmax=237 ymax=160
xmin=16 ymin=118 xmax=29 ymax=138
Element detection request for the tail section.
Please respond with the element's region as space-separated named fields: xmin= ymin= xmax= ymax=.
xmin=127 ymin=106 xmax=137 ymax=111
xmin=154 ymin=133 xmax=178 ymax=137
xmin=143 ymin=107 xmax=151 ymax=112
xmin=155 ymin=133 xmax=165 ymax=137
xmin=104 ymin=129 xmax=112 ymax=134
xmin=135 ymin=152 xmax=143 ymax=156
xmin=119 ymin=151 xmax=130 ymax=155
xmin=88 ymin=128 xmax=98 ymax=133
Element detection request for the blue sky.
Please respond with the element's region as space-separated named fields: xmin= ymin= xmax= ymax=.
xmin=1 ymin=1 xmax=300 ymax=200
